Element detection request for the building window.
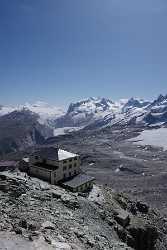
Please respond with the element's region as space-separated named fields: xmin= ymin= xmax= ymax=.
xmin=35 ymin=156 xmax=39 ymax=160
xmin=69 ymin=159 xmax=72 ymax=162
xmin=74 ymin=170 xmax=76 ymax=175
xmin=74 ymin=163 xmax=77 ymax=167
xmin=69 ymin=164 xmax=72 ymax=169
xmin=64 ymin=173 xmax=66 ymax=179
xmin=63 ymin=160 xmax=67 ymax=164
xmin=63 ymin=166 xmax=67 ymax=171
xmin=74 ymin=157 xmax=78 ymax=161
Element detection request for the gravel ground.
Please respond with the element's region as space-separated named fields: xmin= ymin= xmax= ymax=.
xmin=1 ymin=170 xmax=167 ymax=250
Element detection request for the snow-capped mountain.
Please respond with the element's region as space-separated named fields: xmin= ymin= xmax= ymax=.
xmin=0 ymin=97 xmax=151 ymax=130
xmin=81 ymin=97 xmax=150 ymax=129
xmin=53 ymin=96 xmax=153 ymax=131
xmin=67 ymin=97 xmax=119 ymax=114
xmin=0 ymin=101 xmax=65 ymax=125
xmin=22 ymin=101 xmax=65 ymax=125
xmin=86 ymin=95 xmax=167 ymax=129
xmin=1 ymin=95 xmax=167 ymax=138
xmin=5 ymin=96 xmax=167 ymax=152
xmin=137 ymin=94 xmax=167 ymax=126
xmin=121 ymin=97 xmax=150 ymax=113
xmin=54 ymin=97 xmax=123 ymax=128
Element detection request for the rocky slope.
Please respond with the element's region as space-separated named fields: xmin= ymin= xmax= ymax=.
xmin=0 ymin=110 xmax=53 ymax=155
xmin=0 ymin=170 xmax=167 ymax=250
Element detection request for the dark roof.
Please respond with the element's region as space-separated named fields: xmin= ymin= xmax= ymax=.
xmin=0 ymin=161 xmax=18 ymax=168
xmin=33 ymin=147 xmax=59 ymax=161
xmin=34 ymin=162 xmax=58 ymax=171
xmin=63 ymin=174 xmax=95 ymax=188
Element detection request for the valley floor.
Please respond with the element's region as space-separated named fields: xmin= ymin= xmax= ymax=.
xmin=46 ymin=126 xmax=167 ymax=216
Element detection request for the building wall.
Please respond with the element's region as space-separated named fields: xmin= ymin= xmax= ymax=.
xmin=59 ymin=156 xmax=80 ymax=180
xmin=51 ymin=156 xmax=81 ymax=184
xmin=19 ymin=160 xmax=29 ymax=172
xmin=0 ymin=166 xmax=17 ymax=172
xmin=29 ymin=154 xmax=81 ymax=184
xmin=51 ymin=170 xmax=58 ymax=184
xmin=30 ymin=155 xmax=59 ymax=167
xmin=73 ymin=181 xmax=94 ymax=192
xmin=29 ymin=165 xmax=51 ymax=182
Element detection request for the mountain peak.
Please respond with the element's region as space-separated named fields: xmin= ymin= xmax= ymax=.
xmin=122 ymin=97 xmax=150 ymax=112
xmin=157 ymin=94 xmax=165 ymax=101
xmin=67 ymin=97 xmax=114 ymax=114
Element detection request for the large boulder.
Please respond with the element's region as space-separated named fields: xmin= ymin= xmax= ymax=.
xmin=136 ymin=201 xmax=149 ymax=214
xmin=61 ymin=194 xmax=80 ymax=209
xmin=115 ymin=217 xmax=158 ymax=250
xmin=114 ymin=209 xmax=131 ymax=228
xmin=0 ymin=181 xmax=9 ymax=192
xmin=41 ymin=221 xmax=55 ymax=230
xmin=127 ymin=223 xmax=158 ymax=250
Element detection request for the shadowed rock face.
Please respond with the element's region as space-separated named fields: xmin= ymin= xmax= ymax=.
xmin=127 ymin=225 xmax=158 ymax=250
xmin=0 ymin=110 xmax=53 ymax=155
xmin=116 ymin=225 xmax=158 ymax=250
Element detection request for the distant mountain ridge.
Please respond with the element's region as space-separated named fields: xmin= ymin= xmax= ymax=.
xmin=1 ymin=95 xmax=167 ymax=139
xmin=54 ymin=97 xmax=124 ymax=128
xmin=85 ymin=95 xmax=167 ymax=129
xmin=0 ymin=101 xmax=64 ymax=123
xmin=54 ymin=96 xmax=153 ymax=130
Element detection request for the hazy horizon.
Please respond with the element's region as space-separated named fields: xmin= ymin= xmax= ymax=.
xmin=1 ymin=94 xmax=163 ymax=110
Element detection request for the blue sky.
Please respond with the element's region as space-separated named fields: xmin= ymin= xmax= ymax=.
xmin=0 ymin=0 xmax=167 ymax=107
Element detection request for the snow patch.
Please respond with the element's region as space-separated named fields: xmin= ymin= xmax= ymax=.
xmin=89 ymin=162 xmax=95 ymax=166
xmin=128 ymin=128 xmax=167 ymax=150
xmin=54 ymin=127 xmax=83 ymax=136
xmin=58 ymin=149 xmax=78 ymax=161
xmin=88 ymin=185 xmax=104 ymax=204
